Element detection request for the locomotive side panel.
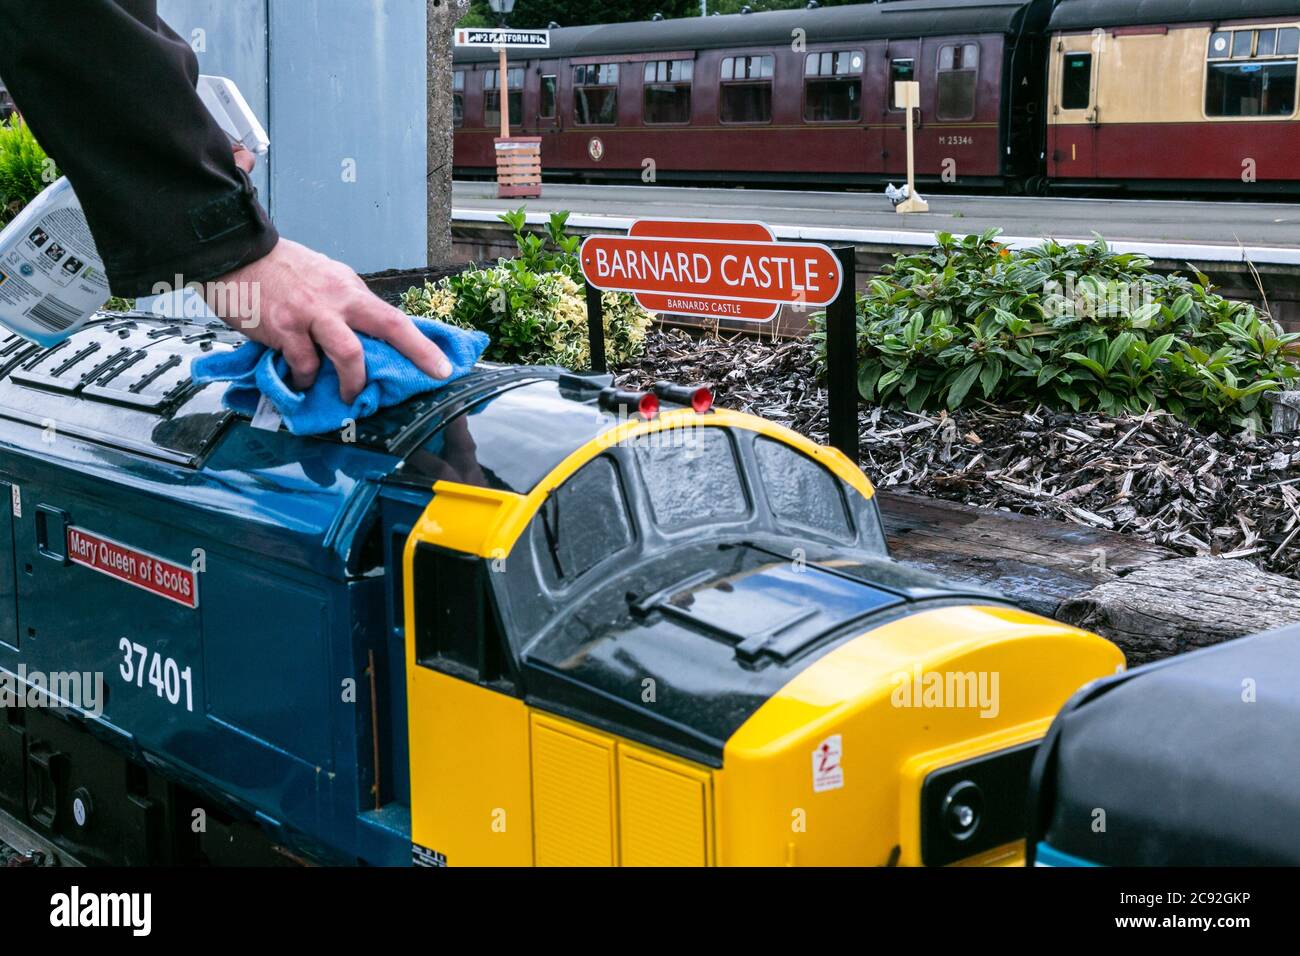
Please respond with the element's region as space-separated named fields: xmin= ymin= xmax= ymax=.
xmin=1 ymin=468 xmax=356 ymax=853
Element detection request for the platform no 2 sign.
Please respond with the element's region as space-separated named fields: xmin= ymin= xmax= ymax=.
xmin=454 ymin=27 xmax=550 ymax=199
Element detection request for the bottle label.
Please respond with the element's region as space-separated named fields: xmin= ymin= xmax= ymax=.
xmin=0 ymin=178 xmax=110 ymax=346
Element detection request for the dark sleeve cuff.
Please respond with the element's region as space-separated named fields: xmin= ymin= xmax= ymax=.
xmin=103 ymin=172 xmax=280 ymax=298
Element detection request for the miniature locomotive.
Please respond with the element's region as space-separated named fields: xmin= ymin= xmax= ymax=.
xmin=0 ymin=315 xmax=1121 ymax=866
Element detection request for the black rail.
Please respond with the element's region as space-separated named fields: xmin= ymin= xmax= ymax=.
xmin=826 ymin=245 xmax=859 ymax=465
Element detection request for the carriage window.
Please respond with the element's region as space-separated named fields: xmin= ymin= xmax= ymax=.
xmin=644 ymin=59 xmax=693 ymax=124
xmin=484 ymin=67 xmax=524 ymax=129
xmin=540 ymin=74 xmax=557 ymax=119
xmin=575 ymin=63 xmax=619 ymax=125
xmin=755 ymin=438 xmax=852 ymax=541
xmin=542 ymin=455 xmax=633 ymax=581
xmin=1061 ymin=53 xmax=1092 ymax=110
xmin=721 ymin=55 xmax=774 ymax=123
xmin=889 ymin=58 xmax=915 ymax=109
xmin=937 ymin=42 xmax=979 ymax=120
xmin=453 ymin=71 xmax=465 ymax=127
xmin=1205 ymin=27 xmax=1298 ymax=117
xmin=804 ymin=50 xmax=863 ymax=122
xmin=1209 ymin=31 xmax=1232 ymax=59
xmin=633 ymin=429 xmax=747 ymax=529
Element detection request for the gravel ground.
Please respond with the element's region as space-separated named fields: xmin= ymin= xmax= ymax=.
xmin=616 ymin=327 xmax=1300 ymax=580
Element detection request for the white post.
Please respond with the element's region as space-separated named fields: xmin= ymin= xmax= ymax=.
xmin=894 ymin=80 xmax=929 ymax=214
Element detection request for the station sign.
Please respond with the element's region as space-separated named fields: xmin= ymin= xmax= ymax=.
xmin=580 ymin=219 xmax=842 ymax=323
xmin=454 ymin=28 xmax=551 ymax=49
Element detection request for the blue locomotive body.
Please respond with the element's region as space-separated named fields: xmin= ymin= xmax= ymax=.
xmin=0 ymin=316 xmax=450 ymax=865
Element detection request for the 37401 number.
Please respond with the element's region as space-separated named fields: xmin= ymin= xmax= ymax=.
xmin=118 ymin=639 xmax=194 ymax=712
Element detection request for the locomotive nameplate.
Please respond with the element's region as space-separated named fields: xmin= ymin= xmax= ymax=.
xmin=66 ymin=526 xmax=198 ymax=609
xmin=581 ymin=219 xmax=843 ymax=323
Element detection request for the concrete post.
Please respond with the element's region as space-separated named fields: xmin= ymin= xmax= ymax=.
xmin=428 ymin=0 xmax=468 ymax=267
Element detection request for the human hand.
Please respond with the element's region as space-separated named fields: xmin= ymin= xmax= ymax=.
xmin=232 ymin=142 xmax=256 ymax=174
xmin=205 ymin=238 xmax=452 ymax=403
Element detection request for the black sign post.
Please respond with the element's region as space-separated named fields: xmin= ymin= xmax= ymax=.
xmin=826 ymin=246 xmax=859 ymax=465
xmin=586 ymin=283 xmax=607 ymax=375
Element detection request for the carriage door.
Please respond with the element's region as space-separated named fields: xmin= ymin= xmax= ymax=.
xmin=882 ymin=39 xmax=921 ymax=178
xmin=1049 ymin=35 xmax=1101 ymax=179
xmin=535 ymin=59 xmax=561 ymax=145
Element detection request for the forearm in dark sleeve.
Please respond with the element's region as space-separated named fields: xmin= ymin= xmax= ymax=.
xmin=0 ymin=0 xmax=278 ymax=297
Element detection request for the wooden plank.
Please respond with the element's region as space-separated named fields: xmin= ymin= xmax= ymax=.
xmin=1057 ymin=557 xmax=1300 ymax=665
xmin=879 ymin=489 xmax=1300 ymax=666
xmin=878 ymin=490 xmax=1175 ymax=619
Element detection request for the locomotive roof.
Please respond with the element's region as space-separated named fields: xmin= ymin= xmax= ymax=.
xmin=454 ymin=0 xmax=1046 ymax=64
xmin=1049 ymin=0 xmax=1300 ymax=31
xmin=0 ymin=316 xmax=646 ymax=575
xmin=0 ymin=316 xmax=628 ymax=481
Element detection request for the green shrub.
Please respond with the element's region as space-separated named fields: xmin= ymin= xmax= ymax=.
xmin=814 ymin=230 xmax=1300 ymax=432
xmin=0 ymin=115 xmax=55 ymax=226
xmin=403 ymin=209 xmax=654 ymax=369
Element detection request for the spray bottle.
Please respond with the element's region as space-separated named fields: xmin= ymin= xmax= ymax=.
xmin=0 ymin=76 xmax=269 ymax=346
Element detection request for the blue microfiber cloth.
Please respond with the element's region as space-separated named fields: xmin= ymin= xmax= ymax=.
xmin=191 ymin=317 xmax=489 ymax=436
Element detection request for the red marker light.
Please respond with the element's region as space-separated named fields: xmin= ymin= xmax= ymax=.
xmin=638 ymin=392 xmax=660 ymax=420
xmin=652 ymin=381 xmax=715 ymax=413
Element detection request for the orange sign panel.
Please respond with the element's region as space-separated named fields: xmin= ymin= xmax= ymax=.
xmin=580 ymin=219 xmax=842 ymax=323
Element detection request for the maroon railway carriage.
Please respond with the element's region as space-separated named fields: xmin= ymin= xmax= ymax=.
xmin=1047 ymin=0 xmax=1300 ymax=192
xmin=452 ymin=0 xmax=1054 ymax=189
